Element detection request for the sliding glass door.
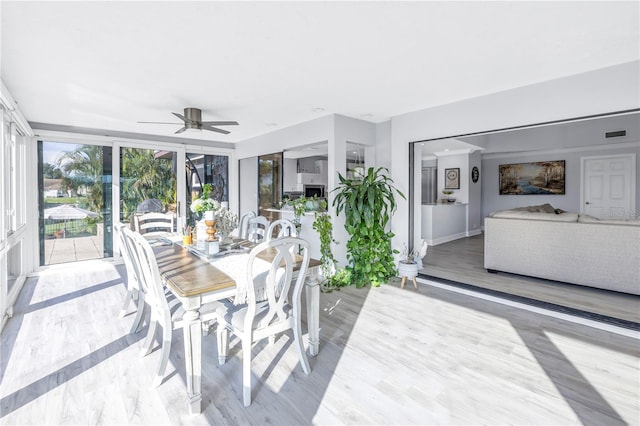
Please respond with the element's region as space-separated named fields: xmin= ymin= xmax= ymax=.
xmin=38 ymin=141 xmax=113 ymax=265
xmin=258 ymin=153 xmax=283 ymax=219
xmin=185 ymin=153 xmax=229 ymax=227
xmin=119 ymin=147 xmax=177 ymax=226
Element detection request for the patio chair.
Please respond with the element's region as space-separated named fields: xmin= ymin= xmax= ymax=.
xmin=115 ymin=223 xmax=145 ymax=334
xmin=123 ymin=227 xmax=218 ymax=387
xmin=266 ymin=218 xmax=298 ymax=241
xmin=133 ymin=212 xmax=174 ymax=238
xmin=246 ymin=215 xmax=270 ymax=243
xmin=215 ymin=237 xmax=311 ymax=406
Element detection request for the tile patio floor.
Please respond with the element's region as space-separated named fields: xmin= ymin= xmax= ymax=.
xmin=44 ymin=235 xmax=104 ymax=265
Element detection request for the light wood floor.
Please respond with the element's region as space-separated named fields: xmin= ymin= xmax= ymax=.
xmin=421 ymin=234 xmax=640 ymax=324
xmin=1 ymin=260 xmax=638 ymax=425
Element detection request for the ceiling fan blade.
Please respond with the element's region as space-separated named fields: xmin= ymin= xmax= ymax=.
xmin=203 ymin=126 xmax=230 ymax=135
xmin=174 ymin=126 xmax=187 ymax=134
xmin=137 ymin=121 xmax=182 ymax=125
xmin=200 ymin=121 xmax=239 ymax=126
xmin=172 ymin=112 xmax=188 ymax=122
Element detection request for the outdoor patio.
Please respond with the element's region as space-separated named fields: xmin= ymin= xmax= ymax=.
xmin=44 ymin=235 xmax=103 ymax=265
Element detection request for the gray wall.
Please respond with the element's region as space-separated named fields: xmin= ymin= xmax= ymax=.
xmin=481 ymin=145 xmax=640 ymax=218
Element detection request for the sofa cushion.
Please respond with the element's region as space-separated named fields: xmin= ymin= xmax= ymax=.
xmin=512 ymin=203 xmax=557 ymax=214
xmin=578 ymin=214 xmax=640 ymax=226
xmin=489 ymin=209 xmax=579 ymax=222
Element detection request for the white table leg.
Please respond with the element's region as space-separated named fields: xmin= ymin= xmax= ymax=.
xmin=305 ymin=271 xmax=320 ymax=356
xmin=182 ymin=306 xmax=202 ymax=415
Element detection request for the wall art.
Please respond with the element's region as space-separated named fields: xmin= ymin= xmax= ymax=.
xmin=499 ymin=160 xmax=565 ymax=195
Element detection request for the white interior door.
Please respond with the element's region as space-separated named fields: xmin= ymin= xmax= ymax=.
xmin=581 ymin=154 xmax=636 ymax=219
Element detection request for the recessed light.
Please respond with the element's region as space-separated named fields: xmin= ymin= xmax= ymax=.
xmin=266 ymin=122 xmax=278 ymax=127
xmin=361 ymin=114 xmax=373 ymax=119
xmin=312 ymin=107 xmax=325 ymax=113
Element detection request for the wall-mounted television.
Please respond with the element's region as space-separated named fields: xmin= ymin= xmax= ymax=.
xmin=304 ymin=184 xmax=325 ymax=198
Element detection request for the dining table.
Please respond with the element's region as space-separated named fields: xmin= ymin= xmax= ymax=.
xmin=151 ymin=238 xmax=322 ymax=415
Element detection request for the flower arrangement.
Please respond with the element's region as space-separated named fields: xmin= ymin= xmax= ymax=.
xmin=189 ymin=184 xmax=238 ymax=242
xmin=190 ymin=183 xmax=221 ymax=214
xmin=190 ymin=197 xmax=220 ymax=214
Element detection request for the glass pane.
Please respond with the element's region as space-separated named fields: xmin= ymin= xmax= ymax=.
xmin=120 ymin=147 xmax=177 ymax=227
xmin=258 ymin=153 xmax=283 ymax=218
xmin=185 ymin=153 xmax=229 ymax=226
xmin=39 ymin=142 xmax=112 ymax=265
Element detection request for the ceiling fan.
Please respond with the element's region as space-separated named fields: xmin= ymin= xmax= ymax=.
xmin=138 ymin=107 xmax=239 ymax=134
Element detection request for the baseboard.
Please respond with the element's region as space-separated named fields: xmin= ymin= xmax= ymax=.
xmin=426 ymin=231 xmax=468 ymax=246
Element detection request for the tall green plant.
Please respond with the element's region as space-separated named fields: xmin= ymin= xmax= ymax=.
xmin=312 ymin=200 xmax=337 ymax=279
xmin=332 ymin=167 xmax=405 ymax=287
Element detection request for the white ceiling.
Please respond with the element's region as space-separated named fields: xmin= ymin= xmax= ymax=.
xmin=1 ymin=1 xmax=638 ymax=145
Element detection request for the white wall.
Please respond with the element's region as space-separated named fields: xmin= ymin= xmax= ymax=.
xmin=437 ymin=153 xmax=468 ymax=202
xmin=239 ymin=157 xmax=258 ymax=216
xmin=391 ymin=61 xmax=640 ymax=251
xmin=235 ymin=115 xmax=333 ymax=160
xmin=282 ymin=158 xmax=298 ymax=192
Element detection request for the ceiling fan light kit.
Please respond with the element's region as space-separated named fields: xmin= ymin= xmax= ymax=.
xmin=140 ymin=107 xmax=239 ymax=135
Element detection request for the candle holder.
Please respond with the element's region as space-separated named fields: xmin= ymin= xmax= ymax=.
xmin=204 ymin=220 xmax=217 ymax=241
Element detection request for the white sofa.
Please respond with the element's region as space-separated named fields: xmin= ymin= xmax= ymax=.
xmin=484 ymin=209 xmax=640 ymax=295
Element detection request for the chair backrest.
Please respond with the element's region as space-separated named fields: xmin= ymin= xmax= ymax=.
xmin=246 ymin=215 xmax=270 ymax=243
xmin=236 ymin=211 xmax=257 ymax=239
xmin=134 ymin=212 xmax=174 ymax=236
xmin=244 ymin=237 xmax=310 ymax=331
xmin=266 ymin=219 xmax=298 ymax=241
xmin=122 ymin=227 xmax=171 ymax=319
xmin=115 ymin=223 xmax=139 ymax=292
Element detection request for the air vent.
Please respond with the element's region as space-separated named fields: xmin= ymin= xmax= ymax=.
xmin=605 ymin=130 xmax=626 ymax=138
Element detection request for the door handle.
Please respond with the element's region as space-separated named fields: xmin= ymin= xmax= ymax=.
xmin=585 ymin=202 xmax=590 ymax=205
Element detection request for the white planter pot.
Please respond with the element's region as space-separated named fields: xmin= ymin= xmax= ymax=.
xmin=398 ymin=261 xmax=419 ymax=289
xmin=398 ymin=261 xmax=418 ymax=278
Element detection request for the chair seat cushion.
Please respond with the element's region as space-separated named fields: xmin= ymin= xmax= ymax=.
xmin=216 ymin=299 xmax=292 ymax=333
xmin=168 ymin=291 xmax=219 ymax=325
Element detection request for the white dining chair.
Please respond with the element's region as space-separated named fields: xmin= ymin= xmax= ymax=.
xmin=215 ymin=237 xmax=311 ymax=406
xmin=133 ymin=212 xmax=174 ymax=238
xmin=115 ymin=223 xmax=146 ymax=334
xmin=266 ymin=218 xmax=298 ymax=241
xmin=246 ymin=215 xmax=270 ymax=243
xmin=123 ymin=227 xmax=218 ymax=387
xmin=235 ymin=211 xmax=256 ymax=239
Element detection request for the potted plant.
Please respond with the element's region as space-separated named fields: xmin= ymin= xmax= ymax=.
xmin=332 ymin=167 xmax=405 ymax=287
xmin=312 ymin=199 xmax=338 ymax=281
xmin=321 ymin=268 xmax=351 ymax=293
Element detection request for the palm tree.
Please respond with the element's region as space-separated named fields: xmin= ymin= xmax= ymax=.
xmin=121 ymin=148 xmax=176 ymax=219
xmin=57 ymin=144 xmax=104 ymax=213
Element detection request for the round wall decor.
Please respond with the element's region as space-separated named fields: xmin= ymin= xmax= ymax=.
xmin=472 ymin=166 xmax=480 ymax=183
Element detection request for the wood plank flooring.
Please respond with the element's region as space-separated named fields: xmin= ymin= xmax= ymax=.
xmin=421 ymin=234 xmax=640 ymax=324
xmin=1 ymin=259 xmax=639 ymax=425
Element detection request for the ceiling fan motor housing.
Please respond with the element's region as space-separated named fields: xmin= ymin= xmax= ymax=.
xmin=184 ymin=107 xmax=202 ymax=130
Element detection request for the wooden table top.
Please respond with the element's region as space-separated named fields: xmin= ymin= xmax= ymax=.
xmin=153 ymin=244 xmax=236 ymax=297
xmin=153 ymin=242 xmax=322 ymax=298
